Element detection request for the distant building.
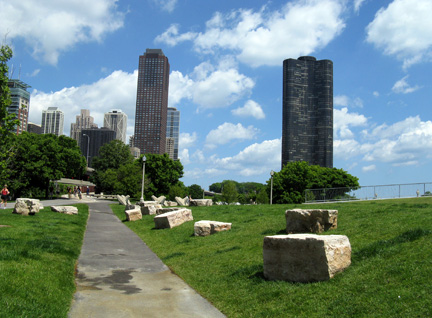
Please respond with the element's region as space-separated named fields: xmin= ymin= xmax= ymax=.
xmin=41 ymin=107 xmax=64 ymax=136
xmin=130 ymin=146 xmax=141 ymax=159
xmin=282 ymin=56 xmax=333 ymax=168
xmin=7 ymin=79 xmax=31 ymax=134
xmin=166 ymin=107 xmax=180 ymax=160
xmin=134 ymin=49 xmax=169 ymax=155
xmin=103 ymin=110 xmax=127 ymax=143
xmin=129 ymin=135 xmax=135 ymax=147
xmin=27 ymin=122 xmax=42 ymax=134
xmin=80 ymin=128 xmax=116 ymax=167
xmin=70 ymin=109 xmax=98 ymax=147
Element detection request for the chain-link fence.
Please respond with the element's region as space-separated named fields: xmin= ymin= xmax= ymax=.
xmin=304 ymin=182 xmax=432 ymax=203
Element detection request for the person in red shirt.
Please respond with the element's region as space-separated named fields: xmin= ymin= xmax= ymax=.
xmin=1 ymin=185 xmax=10 ymax=209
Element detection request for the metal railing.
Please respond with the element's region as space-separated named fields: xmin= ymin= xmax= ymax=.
xmin=305 ymin=182 xmax=432 ymax=203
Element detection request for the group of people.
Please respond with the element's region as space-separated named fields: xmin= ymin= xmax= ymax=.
xmin=67 ymin=186 xmax=90 ymax=199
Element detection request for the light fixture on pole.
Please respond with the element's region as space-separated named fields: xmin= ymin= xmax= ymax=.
xmin=140 ymin=155 xmax=147 ymax=204
xmin=83 ymin=134 xmax=90 ymax=167
xmin=270 ymin=170 xmax=274 ymax=205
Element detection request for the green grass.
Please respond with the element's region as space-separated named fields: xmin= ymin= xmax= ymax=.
xmin=0 ymin=204 xmax=88 ymax=318
xmin=112 ymin=198 xmax=432 ymax=317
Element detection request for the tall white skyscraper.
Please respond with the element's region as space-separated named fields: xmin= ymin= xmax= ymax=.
xmin=103 ymin=110 xmax=127 ymax=143
xmin=41 ymin=107 xmax=64 ymax=136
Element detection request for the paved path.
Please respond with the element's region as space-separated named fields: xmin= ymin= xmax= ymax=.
xmin=67 ymin=200 xmax=225 ymax=318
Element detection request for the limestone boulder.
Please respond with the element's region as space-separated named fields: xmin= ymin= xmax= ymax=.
xmin=117 ymin=195 xmax=128 ymax=205
xmin=51 ymin=206 xmax=78 ymax=215
xmin=190 ymin=199 xmax=213 ymax=207
xmin=263 ymin=234 xmax=351 ymax=282
xmin=151 ymin=195 xmax=166 ymax=205
xmin=141 ymin=204 xmax=163 ymax=215
xmin=154 ymin=208 xmax=193 ymax=229
xmin=175 ymin=196 xmax=186 ymax=206
xmin=194 ymin=220 xmax=232 ymax=236
xmin=285 ymin=209 xmax=338 ymax=234
xmin=125 ymin=207 xmax=142 ymax=221
xmin=155 ymin=207 xmax=181 ymax=215
xmin=13 ymin=198 xmax=43 ymax=215
xmin=163 ymin=200 xmax=178 ymax=207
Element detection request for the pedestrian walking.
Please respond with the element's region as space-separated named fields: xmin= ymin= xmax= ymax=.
xmin=78 ymin=187 xmax=82 ymax=200
xmin=1 ymin=185 xmax=10 ymax=209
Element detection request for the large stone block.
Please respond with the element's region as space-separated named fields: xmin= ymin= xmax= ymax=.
xmin=154 ymin=208 xmax=193 ymax=229
xmin=263 ymin=234 xmax=351 ymax=282
xmin=125 ymin=208 xmax=142 ymax=221
xmin=152 ymin=195 xmax=166 ymax=205
xmin=189 ymin=199 xmax=213 ymax=206
xmin=163 ymin=200 xmax=178 ymax=207
xmin=285 ymin=209 xmax=338 ymax=234
xmin=51 ymin=206 xmax=78 ymax=215
xmin=194 ymin=220 xmax=232 ymax=236
xmin=175 ymin=196 xmax=187 ymax=206
xmin=13 ymin=198 xmax=43 ymax=215
xmin=155 ymin=207 xmax=181 ymax=215
xmin=141 ymin=204 xmax=163 ymax=215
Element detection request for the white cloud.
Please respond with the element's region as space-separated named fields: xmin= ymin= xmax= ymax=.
xmin=392 ymin=76 xmax=421 ymax=94
xmin=366 ymin=0 xmax=432 ymax=68
xmin=205 ymin=122 xmax=259 ymax=149
xmin=151 ymin=0 xmax=177 ymax=13
xmin=0 ymin=0 xmax=125 ymax=65
xmin=179 ymin=132 xmax=197 ymax=149
xmin=334 ymin=107 xmax=368 ymax=139
xmin=354 ymin=0 xmax=367 ymax=13
xmin=30 ymin=69 xmax=137 ymax=137
xmin=211 ymin=139 xmax=281 ymax=176
xmin=334 ymin=95 xmax=363 ymax=108
xmin=156 ymin=0 xmax=346 ymax=67
xmin=373 ymin=91 xmax=379 ymax=97
xmin=362 ymin=164 xmax=376 ymax=172
xmin=169 ymin=60 xmax=255 ymax=109
xmin=231 ymin=100 xmax=265 ymax=119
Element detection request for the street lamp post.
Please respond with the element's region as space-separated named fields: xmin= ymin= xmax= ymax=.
xmin=83 ymin=134 xmax=90 ymax=167
xmin=140 ymin=155 xmax=147 ymax=204
xmin=270 ymin=170 xmax=274 ymax=205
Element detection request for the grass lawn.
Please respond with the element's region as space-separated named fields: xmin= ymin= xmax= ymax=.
xmin=0 ymin=204 xmax=88 ymax=318
xmin=112 ymin=197 xmax=432 ymax=317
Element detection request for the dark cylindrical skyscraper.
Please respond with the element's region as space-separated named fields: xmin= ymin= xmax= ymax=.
xmin=282 ymin=56 xmax=333 ymax=168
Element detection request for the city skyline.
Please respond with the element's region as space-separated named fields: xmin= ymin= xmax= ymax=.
xmin=3 ymin=0 xmax=432 ymax=189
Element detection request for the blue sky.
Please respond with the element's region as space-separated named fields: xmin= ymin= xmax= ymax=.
xmin=2 ymin=0 xmax=432 ymax=190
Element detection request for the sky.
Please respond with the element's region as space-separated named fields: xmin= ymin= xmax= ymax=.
xmin=1 ymin=0 xmax=432 ymax=190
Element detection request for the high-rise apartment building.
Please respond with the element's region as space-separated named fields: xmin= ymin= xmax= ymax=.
xmin=134 ymin=49 xmax=169 ymax=155
xmin=282 ymin=56 xmax=333 ymax=168
xmin=41 ymin=107 xmax=64 ymax=136
xmin=7 ymin=79 xmax=31 ymax=134
xmin=104 ymin=110 xmax=127 ymax=143
xmin=70 ymin=109 xmax=98 ymax=146
xmin=166 ymin=107 xmax=180 ymax=160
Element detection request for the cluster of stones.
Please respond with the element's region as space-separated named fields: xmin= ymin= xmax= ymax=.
xmin=121 ymin=196 xmax=230 ymax=236
xmin=263 ymin=209 xmax=351 ymax=283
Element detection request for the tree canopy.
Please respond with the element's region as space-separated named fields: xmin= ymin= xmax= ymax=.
xmin=0 ymin=44 xmax=20 ymax=183
xmin=269 ymin=161 xmax=359 ymax=204
xmin=8 ymin=133 xmax=86 ymax=198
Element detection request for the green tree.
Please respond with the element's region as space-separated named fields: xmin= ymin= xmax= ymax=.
xmin=209 ymin=182 xmax=222 ymax=193
xmin=269 ymin=161 xmax=359 ymax=204
xmin=168 ymin=182 xmax=187 ymax=201
xmin=188 ymin=184 xmax=203 ymax=199
xmin=142 ymin=153 xmax=184 ymax=198
xmin=256 ymin=189 xmax=269 ymax=204
xmin=221 ymin=181 xmax=238 ymax=203
xmin=8 ymin=133 xmax=86 ymax=198
xmin=92 ymin=139 xmax=134 ymax=171
xmin=0 ymin=44 xmax=20 ymax=183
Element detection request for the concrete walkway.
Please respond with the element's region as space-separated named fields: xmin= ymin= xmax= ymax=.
xmin=68 ymin=201 xmax=225 ymax=318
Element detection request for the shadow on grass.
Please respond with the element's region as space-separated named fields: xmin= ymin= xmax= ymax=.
xmin=215 ymin=246 xmax=241 ymax=254
xmin=353 ymin=228 xmax=432 ymax=261
xmin=163 ymin=252 xmax=186 ymax=261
